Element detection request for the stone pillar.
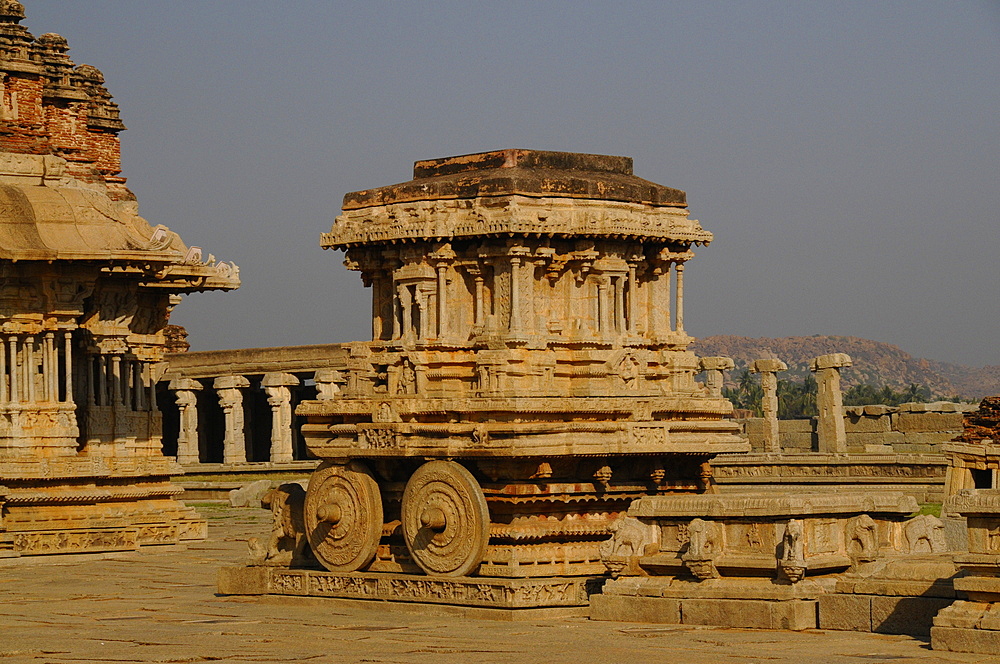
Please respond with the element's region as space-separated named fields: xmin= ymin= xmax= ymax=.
xmin=62 ymin=330 xmax=73 ymax=404
xmin=674 ymin=262 xmax=685 ymax=333
xmin=509 ymin=256 xmax=521 ymax=335
xmin=262 ymin=372 xmax=299 ymax=463
xmin=751 ymin=358 xmax=788 ymax=453
xmin=169 ymin=378 xmax=203 ymax=465
xmin=810 ymin=353 xmax=852 ymax=453
xmin=436 ymin=265 xmax=447 ymax=339
xmin=214 ymin=375 xmax=250 ymax=465
xmin=699 ymin=356 xmax=734 ymax=399
xmin=314 ymin=369 xmax=345 ymax=400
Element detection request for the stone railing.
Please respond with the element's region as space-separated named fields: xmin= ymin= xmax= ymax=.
xmin=158 ymin=344 xmax=350 ymax=469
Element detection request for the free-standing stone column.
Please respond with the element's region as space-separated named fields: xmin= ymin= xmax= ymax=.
xmin=214 ymin=375 xmax=250 ymax=465
xmin=751 ymin=358 xmax=788 ymax=453
xmin=262 ymin=372 xmax=299 ymax=463
xmin=810 ymin=353 xmax=852 ymax=453
xmin=699 ymin=356 xmax=734 ymax=399
xmin=169 ymin=378 xmax=203 ymax=465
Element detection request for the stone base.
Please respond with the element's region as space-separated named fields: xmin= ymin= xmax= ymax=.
xmin=590 ymin=592 xmax=816 ymax=630
xmin=0 ymin=458 xmax=208 ymax=556
xmin=819 ymin=594 xmax=954 ymax=636
xmin=218 ymin=566 xmax=602 ymax=609
xmin=932 ymin=626 xmax=1000 ymax=655
xmin=930 ymin=600 xmax=1000 ymax=654
xmin=589 ymin=577 xmax=824 ymax=630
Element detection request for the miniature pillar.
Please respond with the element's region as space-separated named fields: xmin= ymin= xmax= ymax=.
xmin=44 ymin=332 xmax=55 ymax=401
xmin=614 ymin=275 xmax=625 ymax=333
xmin=63 ymin=331 xmax=73 ymax=404
xmin=170 ymin=378 xmax=203 ymax=465
xmin=436 ymin=265 xmax=447 ymax=339
xmin=8 ymin=337 xmax=17 ymax=402
xmin=674 ymin=263 xmax=685 ymax=333
xmin=627 ymin=264 xmax=637 ymax=333
xmin=810 ymin=353 xmax=852 ymax=453
xmin=699 ymin=356 xmax=734 ymax=399
xmin=509 ymin=256 xmax=521 ymax=334
xmin=214 ymin=375 xmax=250 ymax=464
xmin=0 ymin=335 xmax=6 ymax=402
xmin=24 ymin=336 xmax=34 ymax=402
xmin=751 ymin=358 xmax=788 ymax=453
xmin=262 ymin=372 xmax=299 ymax=463
xmin=473 ymin=273 xmax=485 ymax=327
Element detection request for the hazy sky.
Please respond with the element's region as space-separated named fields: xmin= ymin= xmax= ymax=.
xmin=22 ymin=1 xmax=1000 ymax=366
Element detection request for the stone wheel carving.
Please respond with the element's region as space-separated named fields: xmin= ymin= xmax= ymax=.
xmin=304 ymin=460 xmax=382 ymax=572
xmin=401 ymin=460 xmax=490 ymax=577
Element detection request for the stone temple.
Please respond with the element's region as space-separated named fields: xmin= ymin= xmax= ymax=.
xmin=0 ymin=0 xmax=238 ymax=556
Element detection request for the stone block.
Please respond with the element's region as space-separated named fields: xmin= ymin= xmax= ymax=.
xmin=895 ymin=412 xmax=963 ymax=434
xmin=779 ymin=419 xmax=814 ymax=433
xmin=679 ymin=598 xmax=816 ymax=630
xmin=931 ymin=625 xmax=1000 ymax=655
xmin=844 ymin=415 xmax=892 ymax=434
xmin=900 ymin=432 xmax=958 ymax=446
xmin=845 ymin=432 xmax=890 ymax=447
xmin=872 ymin=596 xmax=954 ymax=636
xmin=217 ymin=566 xmax=268 ymax=595
xmin=229 ymin=479 xmax=272 ymax=507
xmin=779 ymin=432 xmax=813 ymax=450
xmin=589 ymin=594 xmax=680 ymax=624
xmin=818 ymin=594 xmax=871 ymax=632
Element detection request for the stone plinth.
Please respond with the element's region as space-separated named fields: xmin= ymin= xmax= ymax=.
xmin=218 ymin=566 xmax=602 ymax=609
xmin=589 ymin=492 xmax=940 ymax=630
xmin=932 ymin=490 xmax=1000 ymax=654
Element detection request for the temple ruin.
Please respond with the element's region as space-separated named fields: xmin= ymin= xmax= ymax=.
xmin=0 ymin=1 xmax=238 ymax=556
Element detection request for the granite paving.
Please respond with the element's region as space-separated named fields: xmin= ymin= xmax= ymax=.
xmin=0 ymin=504 xmax=989 ymax=664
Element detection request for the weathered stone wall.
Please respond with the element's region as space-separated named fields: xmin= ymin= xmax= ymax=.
xmin=739 ymin=402 xmax=969 ymax=455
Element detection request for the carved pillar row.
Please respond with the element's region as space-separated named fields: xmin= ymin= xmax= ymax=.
xmin=169 ymin=378 xmax=202 ymax=465
xmin=751 ymin=358 xmax=788 ymax=453
xmin=214 ymin=375 xmax=249 ymax=465
xmin=0 ymin=333 xmax=77 ymax=404
xmin=811 ymin=353 xmax=852 ymax=453
xmin=262 ymin=372 xmax=299 ymax=463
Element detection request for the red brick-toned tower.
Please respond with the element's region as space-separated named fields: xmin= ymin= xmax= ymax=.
xmin=0 ymin=0 xmax=129 ymax=199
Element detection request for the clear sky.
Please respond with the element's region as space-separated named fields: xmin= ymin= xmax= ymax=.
xmin=22 ymin=1 xmax=1000 ymax=366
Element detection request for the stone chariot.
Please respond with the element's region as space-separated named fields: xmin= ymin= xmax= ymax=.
xmin=292 ymin=150 xmax=747 ymax=595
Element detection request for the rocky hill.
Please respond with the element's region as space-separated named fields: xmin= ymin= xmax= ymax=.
xmin=690 ymin=335 xmax=1000 ymax=401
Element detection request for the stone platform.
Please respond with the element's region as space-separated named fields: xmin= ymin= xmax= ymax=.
xmin=219 ymin=566 xmax=602 ymax=609
xmin=3 ymin=503 xmax=985 ymax=664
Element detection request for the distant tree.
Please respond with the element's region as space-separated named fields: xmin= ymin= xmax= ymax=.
xmin=723 ymin=369 xmax=763 ymax=417
xmin=777 ymin=375 xmax=817 ymax=419
xmin=842 ymin=382 xmax=932 ymax=407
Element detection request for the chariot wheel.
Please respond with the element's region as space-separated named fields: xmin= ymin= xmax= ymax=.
xmin=304 ymin=460 xmax=383 ymax=572
xmin=401 ymin=460 xmax=490 ymax=577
